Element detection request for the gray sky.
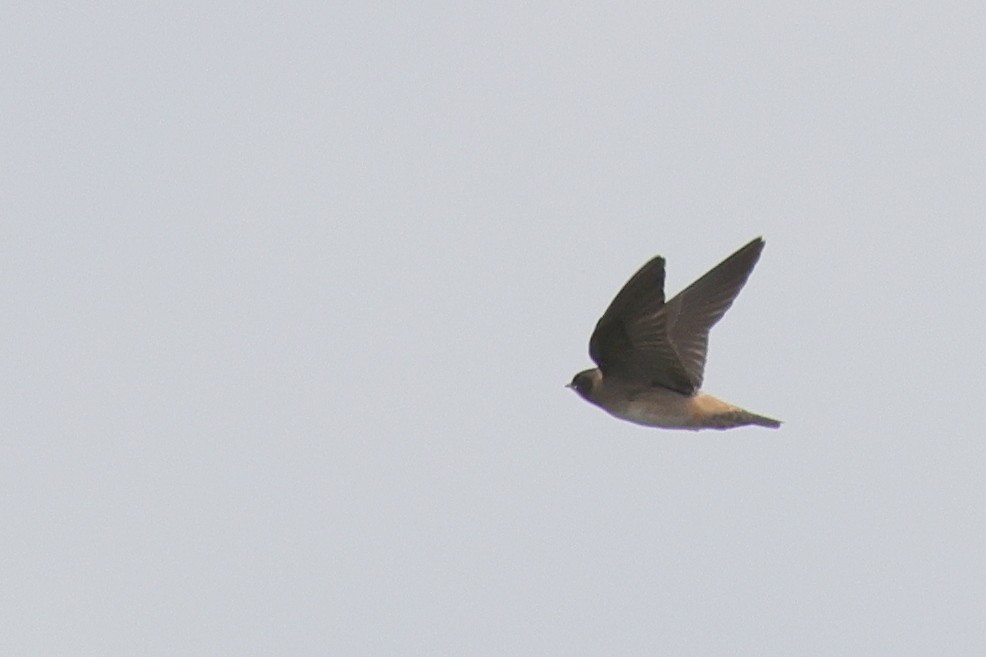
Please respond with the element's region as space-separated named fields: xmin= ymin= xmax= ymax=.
xmin=3 ymin=2 xmax=985 ymax=655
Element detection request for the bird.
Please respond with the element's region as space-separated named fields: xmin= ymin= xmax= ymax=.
xmin=568 ymin=237 xmax=781 ymax=430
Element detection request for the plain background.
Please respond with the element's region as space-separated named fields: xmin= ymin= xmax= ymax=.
xmin=3 ymin=2 xmax=984 ymax=655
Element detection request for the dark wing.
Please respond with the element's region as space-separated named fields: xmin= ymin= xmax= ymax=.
xmin=661 ymin=237 xmax=765 ymax=389
xmin=589 ymin=256 xmax=695 ymax=394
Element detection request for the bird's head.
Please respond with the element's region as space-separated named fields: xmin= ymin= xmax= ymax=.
xmin=566 ymin=369 xmax=600 ymax=399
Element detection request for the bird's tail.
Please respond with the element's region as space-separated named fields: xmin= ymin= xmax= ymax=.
xmin=712 ymin=409 xmax=782 ymax=430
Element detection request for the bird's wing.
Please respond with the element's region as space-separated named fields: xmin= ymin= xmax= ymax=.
xmin=589 ymin=256 xmax=696 ymax=395
xmin=661 ymin=237 xmax=765 ymax=389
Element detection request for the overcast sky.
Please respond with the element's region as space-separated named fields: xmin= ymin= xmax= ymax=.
xmin=3 ymin=2 xmax=985 ymax=655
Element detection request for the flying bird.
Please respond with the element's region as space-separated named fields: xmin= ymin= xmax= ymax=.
xmin=568 ymin=237 xmax=780 ymax=430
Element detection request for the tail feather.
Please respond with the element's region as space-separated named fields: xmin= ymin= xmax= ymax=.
xmin=745 ymin=411 xmax=782 ymax=429
xmin=712 ymin=409 xmax=782 ymax=430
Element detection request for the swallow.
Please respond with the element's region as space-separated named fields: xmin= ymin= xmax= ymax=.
xmin=568 ymin=237 xmax=781 ymax=430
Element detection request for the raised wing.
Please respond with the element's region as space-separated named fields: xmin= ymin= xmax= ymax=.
xmin=661 ymin=237 xmax=765 ymax=389
xmin=589 ymin=256 xmax=695 ymax=394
